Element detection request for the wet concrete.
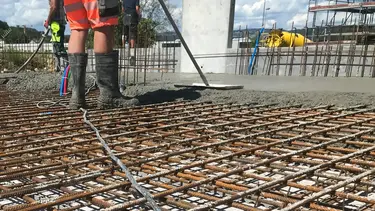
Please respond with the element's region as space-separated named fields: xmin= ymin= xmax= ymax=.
xmin=3 ymin=72 xmax=375 ymax=107
xmin=5 ymin=72 xmax=96 ymax=92
xmin=124 ymin=73 xmax=375 ymax=107
xmin=145 ymin=73 xmax=375 ymax=93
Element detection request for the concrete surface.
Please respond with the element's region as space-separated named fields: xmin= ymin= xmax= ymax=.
xmin=3 ymin=72 xmax=375 ymax=108
xmin=146 ymin=73 xmax=375 ymax=93
xmin=180 ymin=0 xmax=235 ymax=73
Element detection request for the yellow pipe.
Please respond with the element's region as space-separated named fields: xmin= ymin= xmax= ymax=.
xmin=265 ymin=29 xmax=312 ymax=47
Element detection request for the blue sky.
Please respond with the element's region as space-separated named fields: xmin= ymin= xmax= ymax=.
xmin=0 ymin=0 xmax=312 ymax=31
xmin=171 ymin=0 xmax=310 ymax=29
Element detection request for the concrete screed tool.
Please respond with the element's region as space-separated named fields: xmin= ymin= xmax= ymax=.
xmin=157 ymin=0 xmax=244 ymax=90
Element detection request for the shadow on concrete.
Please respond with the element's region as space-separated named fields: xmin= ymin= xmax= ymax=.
xmin=136 ymin=88 xmax=202 ymax=105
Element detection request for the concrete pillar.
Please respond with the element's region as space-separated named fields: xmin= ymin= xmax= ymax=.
xmin=180 ymin=0 xmax=235 ymax=73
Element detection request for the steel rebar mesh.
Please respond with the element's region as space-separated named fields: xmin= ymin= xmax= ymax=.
xmin=1 ymin=90 xmax=375 ymax=210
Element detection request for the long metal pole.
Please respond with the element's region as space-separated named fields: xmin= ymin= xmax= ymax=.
xmin=157 ymin=0 xmax=210 ymax=86
xmin=262 ymin=0 xmax=267 ymax=26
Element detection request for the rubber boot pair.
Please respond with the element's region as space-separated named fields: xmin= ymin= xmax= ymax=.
xmin=68 ymin=51 xmax=139 ymax=110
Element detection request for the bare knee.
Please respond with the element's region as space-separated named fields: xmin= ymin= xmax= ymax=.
xmin=72 ymin=29 xmax=88 ymax=38
xmin=94 ymin=26 xmax=115 ymax=54
xmin=68 ymin=29 xmax=88 ymax=54
xmin=94 ymin=26 xmax=115 ymax=35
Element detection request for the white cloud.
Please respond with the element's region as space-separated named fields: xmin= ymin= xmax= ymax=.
xmin=0 ymin=0 xmax=341 ymax=31
xmin=0 ymin=0 xmax=47 ymax=29
xmin=235 ymin=0 xmax=309 ymax=29
xmin=287 ymin=13 xmax=308 ymax=28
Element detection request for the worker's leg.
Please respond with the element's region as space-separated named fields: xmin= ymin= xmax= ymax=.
xmin=89 ymin=11 xmax=138 ymax=109
xmin=128 ymin=23 xmax=137 ymax=66
xmin=57 ymin=24 xmax=67 ymax=54
xmin=129 ymin=24 xmax=135 ymax=48
xmin=129 ymin=25 xmax=136 ymax=48
xmin=68 ymin=30 xmax=88 ymax=53
xmin=50 ymin=22 xmax=64 ymax=72
xmin=123 ymin=25 xmax=130 ymax=46
xmin=128 ymin=11 xmax=138 ymax=67
xmin=94 ymin=26 xmax=139 ymax=109
xmin=64 ymin=0 xmax=90 ymax=109
xmin=93 ymin=26 xmax=114 ymax=54
xmin=52 ymin=43 xmax=61 ymax=72
xmin=58 ymin=24 xmax=69 ymax=68
xmin=130 ymin=39 xmax=135 ymax=49
xmin=67 ymin=29 xmax=89 ymax=109
xmin=129 ymin=11 xmax=139 ymax=49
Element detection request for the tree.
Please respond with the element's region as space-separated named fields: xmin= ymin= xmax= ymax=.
xmin=140 ymin=0 xmax=181 ymax=32
xmin=0 ymin=20 xmax=10 ymax=40
xmin=86 ymin=29 xmax=95 ymax=49
xmin=0 ymin=20 xmax=9 ymax=30
xmin=137 ymin=18 xmax=157 ymax=48
xmin=114 ymin=4 xmax=158 ymax=48
xmin=86 ymin=0 xmax=179 ymax=47
xmin=3 ymin=26 xmax=42 ymax=44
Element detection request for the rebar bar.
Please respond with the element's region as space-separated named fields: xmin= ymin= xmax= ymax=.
xmin=2 ymin=91 xmax=375 ymax=210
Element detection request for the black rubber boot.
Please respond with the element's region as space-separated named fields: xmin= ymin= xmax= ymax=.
xmin=68 ymin=53 xmax=88 ymax=110
xmin=95 ymin=51 xmax=139 ymax=109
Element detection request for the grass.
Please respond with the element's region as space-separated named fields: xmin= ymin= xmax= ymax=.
xmin=0 ymin=48 xmax=54 ymax=71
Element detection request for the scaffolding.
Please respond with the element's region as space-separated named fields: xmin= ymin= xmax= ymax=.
xmin=308 ymin=0 xmax=375 ymax=43
xmin=309 ymin=0 xmax=375 ymax=26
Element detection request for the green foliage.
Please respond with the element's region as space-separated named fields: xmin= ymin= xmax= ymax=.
xmin=0 ymin=20 xmax=9 ymax=30
xmin=137 ymin=18 xmax=157 ymax=48
xmin=86 ymin=29 xmax=95 ymax=49
xmin=93 ymin=15 xmax=157 ymax=48
xmin=0 ymin=49 xmax=52 ymax=70
xmin=250 ymin=41 xmax=256 ymax=48
xmin=140 ymin=0 xmax=180 ymax=32
xmin=114 ymin=11 xmax=125 ymax=47
xmin=2 ymin=26 xmax=42 ymax=44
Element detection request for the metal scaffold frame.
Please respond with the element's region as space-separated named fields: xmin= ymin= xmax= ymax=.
xmin=306 ymin=0 xmax=375 ymax=45
xmin=308 ymin=0 xmax=375 ymax=27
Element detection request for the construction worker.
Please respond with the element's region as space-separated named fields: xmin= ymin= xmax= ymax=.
xmin=122 ymin=0 xmax=141 ymax=66
xmin=64 ymin=0 xmax=139 ymax=110
xmin=45 ymin=0 xmax=68 ymax=72
xmin=123 ymin=0 xmax=141 ymax=49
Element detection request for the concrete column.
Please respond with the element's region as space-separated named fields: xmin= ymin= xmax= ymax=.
xmin=180 ymin=0 xmax=235 ymax=73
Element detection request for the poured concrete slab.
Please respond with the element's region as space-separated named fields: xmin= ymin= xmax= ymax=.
xmin=155 ymin=73 xmax=375 ymax=94
xmin=3 ymin=72 xmax=375 ymax=108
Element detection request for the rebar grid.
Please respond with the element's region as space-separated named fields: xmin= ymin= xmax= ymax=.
xmin=1 ymin=91 xmax=375 ymax=211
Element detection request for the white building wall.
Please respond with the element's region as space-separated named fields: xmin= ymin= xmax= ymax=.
xmin=180 ymin=0 xmax=234 ymax=73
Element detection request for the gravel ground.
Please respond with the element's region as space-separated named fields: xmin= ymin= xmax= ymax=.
xmin=3 ymin=72 xmax=375 ymax=107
